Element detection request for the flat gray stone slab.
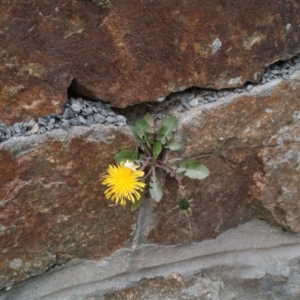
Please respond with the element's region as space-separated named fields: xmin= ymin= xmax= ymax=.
xmin=2 ymin=219 xmax=300 ymax=300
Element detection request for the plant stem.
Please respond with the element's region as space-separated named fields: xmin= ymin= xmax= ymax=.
xmin=157 ymin=160 xmax=182 ymax=186
xmin=140 ymin=156 xmax=151 ymax=171
xmin=143 ymin=167 xmax=153 ymax=181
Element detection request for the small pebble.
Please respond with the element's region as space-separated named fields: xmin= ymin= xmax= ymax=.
xmin=294 ymin=62 xmax=300 ymax=70
xmin=246 ymin=84 xmax=254 ymax=92
xmin=38 ymin=127 xmax=47 ymax=134
xmin=188 ymin=98 xmax=199 ymax=107
xmin=62 ymin=108 xmax=70 ymax=119
xmin=79 ymin=116 xmax=87 ymax=125
xmin=182 ymin=103 xmax=191 ymax=110
xmin=70 ymin=118 xmax=81 ymax=126
xmin=61 ymin=120 xmax=70 ymax=130
xmin=234 ymin=88 xmax=243 ymax=93
xmin=94 ymin=114 xmax=105 ymax=123
xmin=177 ymin=104 xmax=185 ymax=113
xmin=106 ymin=116 xmax=115 ymax=123
xmin=71 ymin=103 xmax=83 ymax=113
xmin=13 ymin=123 xmax=21 ymax=134
xmin=82 ymin=108 xmax=93 ymax=116
xmin=31 ymin=123 xmax=39 ymax=134
xmin=87 ymin=115 xmax=95 ymax=125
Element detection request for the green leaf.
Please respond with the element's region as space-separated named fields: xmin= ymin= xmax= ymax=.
xmin=149 ymin=174 xmax=163 ymax=202
xmin=166 ymin=141 xmax=182 ymax=151
xmin=132 ymin=154 xmax=146 ymax=166
xmin=134 ymin=119 xmax=151 ymax=139
xmin=143 ymin=113 xmax=154 ymax=132
xmin=162 ymin=116 xmax=178 ymax=130
xmin=153 ymin=141 xmax=162 ymax=161
xmin=157 ymin=116 xmax=178 ymax=145
xmin=115 ymin=149 xmax=138 ymax=164
xmin=130 ymin=194 xmax=145 ymax=212
xmin=177 ymin=159 xmax=210 ymax=180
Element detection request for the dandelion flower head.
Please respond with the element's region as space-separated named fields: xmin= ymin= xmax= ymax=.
xmin=102 ymin=161 xmax=145 ymax=206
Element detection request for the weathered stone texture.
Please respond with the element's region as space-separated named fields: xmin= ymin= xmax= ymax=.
xmin=148 ymin=71 xmax=300 ymax=244
xmin=0 ymin=125 xmax=137 ymax=288
xmin=1 ymin=0 xmax=300 ymax=124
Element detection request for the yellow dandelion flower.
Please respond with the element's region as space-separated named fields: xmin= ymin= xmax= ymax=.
xmin=102 ymin=161 xmax=145 ymax=206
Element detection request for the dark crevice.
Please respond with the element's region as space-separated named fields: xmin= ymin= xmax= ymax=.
xmin=67 ymin=78 xmax=100 ymax=101
xmin=0 ymin=53 xmax=300 ymax=144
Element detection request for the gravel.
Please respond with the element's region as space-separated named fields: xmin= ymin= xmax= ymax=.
xmin=0 ymin=98 xmax=127 ymax=144
xmin=1 ymin=53 xmax=300 ymax=144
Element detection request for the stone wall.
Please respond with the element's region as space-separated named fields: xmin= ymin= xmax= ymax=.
xmin=1 ymin=0 xmax=300 ymax=296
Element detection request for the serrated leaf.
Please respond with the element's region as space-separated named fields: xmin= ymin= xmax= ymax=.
xmin=143 ymin=113 xmax=154 ymax=132
xmin=157 ymin=116 xmax=178 ymax=145
xmin=178 ymin=159 xmax=210 ymax=180
xmin=128 ymin=125 xmax=144 ymax=144
xmin=128 ymin=125 xmax=148 ymax=151
xmin=134 ymin=119 xmax=151 ymax=139
xmin=166 ymin=141 xmax=182 ymax=150
xmin=153 ymin=141 xmax=162 ymax=161
xmin=149 ymin=174 xmax=163 ymax=202
xmin=115 ymin=149 xmax=138 ymax=164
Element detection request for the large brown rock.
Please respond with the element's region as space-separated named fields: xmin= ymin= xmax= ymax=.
xmin=1 ymin=0 xmax=300 ymax=124
xmin=0 ymin=125 xmax=137 ymax=288
xmin=148 ymin=70 xmax=300 ymax=244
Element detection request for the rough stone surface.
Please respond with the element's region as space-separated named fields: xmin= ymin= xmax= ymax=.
xmin=1 ymin=1 xmax=300 ymax=124
xmin=0 ymin=125 xmax=137 ymax=289
xmin=2 ymin=220 xmax=300 ymax=300
xmin=148 ymin=70 xmax=300 ymax=244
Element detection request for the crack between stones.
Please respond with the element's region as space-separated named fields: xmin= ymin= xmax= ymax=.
xmin=0 ymin=52 xmax=300 ymax=145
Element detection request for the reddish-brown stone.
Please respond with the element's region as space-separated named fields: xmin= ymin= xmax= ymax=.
xmin=148 ymin=71 xmax=300 ymax=244
xmin=1 ymin=0 xmax=300 ymax=124
xmin=0 ymin=125 xmax=137 ymax=288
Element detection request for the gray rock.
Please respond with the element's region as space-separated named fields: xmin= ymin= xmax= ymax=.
xmin=294 ymin=62 xmax=300 ymax=70
xmin=176 ymin=105 xmax=185 ymax=113
xmin=182 ymin=103 xmax=190 ymax=110
xmin=103 ymin=103 xmax=111 ymax=110
xmin=246 ymin=84 xmax=254 ymax=92
xmin=79 ymin=116 xmax=87 ymax=125
xmin=70 ymin=118 xmax=81 ymax=126
xmin=188 ymin=98 xmax=199 ymax=107
xmin=61 ymin=120 xmax=70 ymax=131
xmin=106 ymin=116 xmax=115 ymax=123
xmin=62 ymin=108 xmax=70 ymax=119
xmin=71 ymin=103 xmax=83 ymax=113
xmin=28 ymin=119 xmax=36 ymax=128
xmin=50 ymin=114 xmax=62 ymax=119
xmin=82 ymin=108 xmax=93 ymax=116
xmin=22 ymin=122 xmax=30 ymax=129
xmin=6 ymin=127 xmax=11 ymax=138
xmin=87 ymin=115 xmax=95 ymax=125
xmin=13 ymin=123 xmax=21 ymax=134
xmin=100 ymin=110 xmax=108 ymax=116
xmin=234 ymin=88 xmax=243 ymax=93
xmin=31 ymin=123 xmax=40 ymax=134
xmin=0 ymin=124 xmax=6 ymax=134
xmin=94 ymin=114 xmax=105 ymax=124
xmin=38 ymin=127 xmax=47 ymax=134
xmin=207 ymin=96 xmax=215 ymax=102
